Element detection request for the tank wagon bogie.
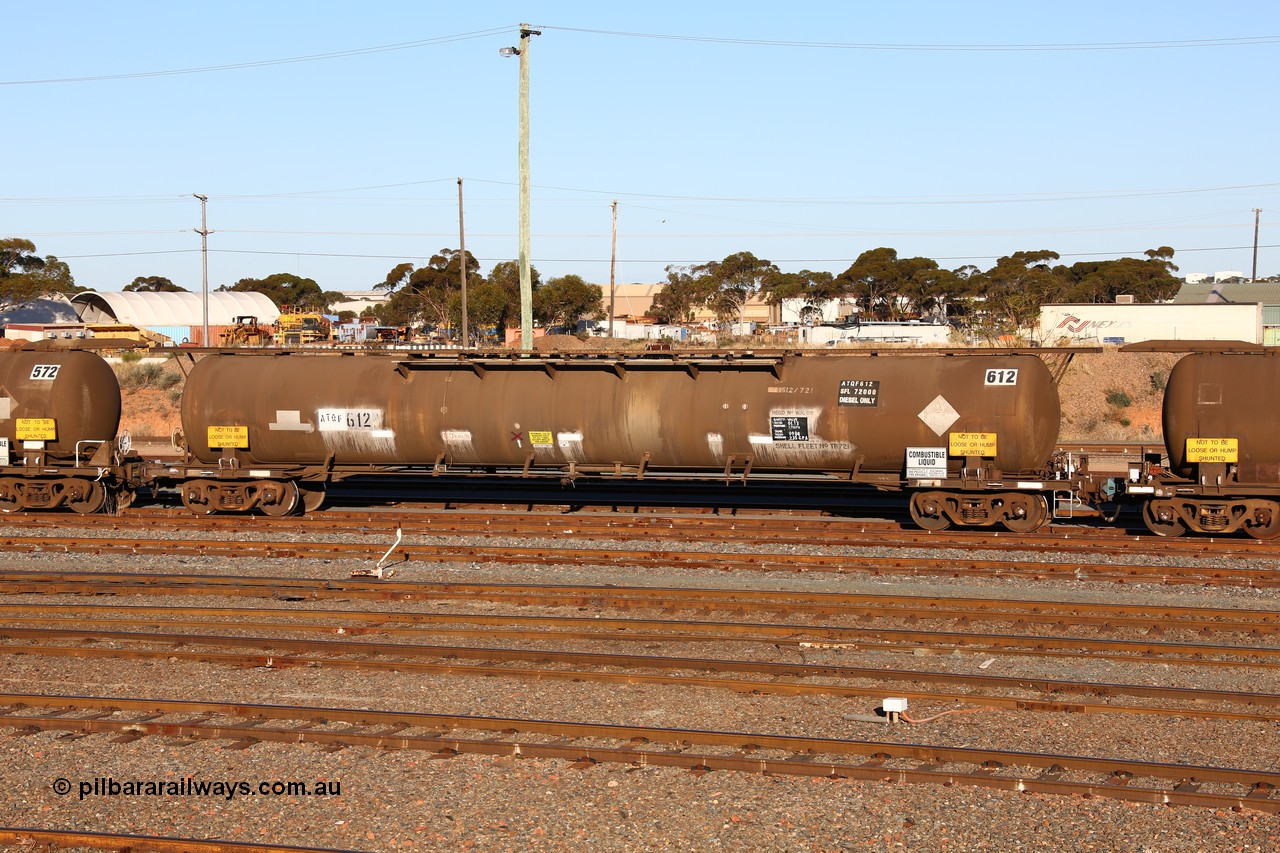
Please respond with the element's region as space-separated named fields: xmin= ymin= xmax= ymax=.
xmin=173 ymin=350 xmax=1082 ymax=531
xmin=1129 ymin=350 xmax=1280 ymax=539
xmin=0 ymin=350 xmax=134 ymax=513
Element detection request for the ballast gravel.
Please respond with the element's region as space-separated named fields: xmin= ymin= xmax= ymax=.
xmin=0 ymin=521 xmax=1277 ymax=852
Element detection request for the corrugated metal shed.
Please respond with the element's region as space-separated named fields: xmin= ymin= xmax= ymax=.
xmin=71 ymin=291 xmax=280 ymax=326
xmin=145 ymin=325 xmax=194 ymax=345
xmin=1171 ymin=282 xmax=1280 ymax=306
xmin=1173 ymin=282 xmax=1280 ymax=327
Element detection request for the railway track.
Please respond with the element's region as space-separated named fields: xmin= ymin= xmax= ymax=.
xmin=3 ymin=535 xmax=1277 ymax=586
xmin=3 ymin=694 xmax=1276 ymax=813
xmin=5 ymin=627 xmax=1280 ymax=722
xmin=9 ymin=505 xmax=1280 ymax=560
xmin=7 ymin=495 xmax=1279 ymax=829
xmin=5 ymin=587 xmax=1280 ymax=721
xmin=5 ymin=573 xmax=1280 ymax=626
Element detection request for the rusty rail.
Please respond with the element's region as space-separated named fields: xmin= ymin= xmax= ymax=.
xmin=1 ymin=538 xmax=1276 ymax=586
xmin=1 ymin=694 xmax=1275 ymax=813
xmin=3 ymin=638 xmax=1279 ymax=722
xmin=4 ymin=573 xmax=1280 ymax=624
xmin=10 ymin=505 xmax=1280 ymax=560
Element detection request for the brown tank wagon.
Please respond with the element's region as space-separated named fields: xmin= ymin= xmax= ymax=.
xmin=175 ymin=350 xmax=1076 ymax=529
xmin=0 ymin=350 xmax=131 ymax=512
xmin=1131 ymin=350 xmax=1280 ymax=538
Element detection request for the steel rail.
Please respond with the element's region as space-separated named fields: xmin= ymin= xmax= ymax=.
xmin=3 ymin=614 xmax=1278 ymax=665
xmin=4 ymin=573 xmax=1279 ymax=625
xmin=0 ymin=694 xmax=1275 ymax=813
xmin=14 ymin=508 xmax=1280 ymax=560
xmin=4 ymin=628 xmax=1279 ymax=710
xmin=6 ymin=611 xmax=1280 ymax=672
xmin=2 ymin=598 xmax=1278 ymax=635
xmin=0 ymin=828 xmax=359 ymax=853
xmin=3 ymin=641 xmax=1278 ymax=722
xmin=1 ymin=539 xmax=1276 ymax=585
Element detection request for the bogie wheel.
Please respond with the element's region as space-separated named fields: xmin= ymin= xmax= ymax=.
xmin=1244 ymin=501 xmax=1280 ymax=540
xmin=181 ymin=479 xmax=215 ymax=515
xmin=299 ymin=483 xmax=326 ymax=514
xmin=1001 ymin=493 xmax=1049 ymax=533
xmin=909 ymin=491 xmax=952 ymax=531
xmin=259 ymin=480 xmax=301 ymax=517
xmin=65 ymin=479 xmax=107 ymax=515
xmin=1142 ymin=500 xmax=1186 ymax=537
xmin=0 ymin=478 xmax=21 ymax=513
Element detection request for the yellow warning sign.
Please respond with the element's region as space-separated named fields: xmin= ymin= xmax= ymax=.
xmin=1186 ymin=437 xmax=1238 ymax=463
xmin=949 ymin=432 xmax=998 ymax=457
xmin=15 ymin=418 xmax=56 ymax=441
xmin=207 ymin=425 xmax=249 ymax=449
xmin=529 ymin=430 xmax=554 ymax=447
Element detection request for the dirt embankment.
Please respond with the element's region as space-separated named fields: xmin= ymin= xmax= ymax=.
xmin=1055 ymin=350 xmax=1180 ymax=443
xmin=116 ymin=349 xmax=1181 ymax=445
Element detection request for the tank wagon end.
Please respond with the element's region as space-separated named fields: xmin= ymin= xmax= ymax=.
xmin=1129 ymin=350 xmax=1280 ymax=538
xmin=0 ymin=349 xmax=137 ymax=513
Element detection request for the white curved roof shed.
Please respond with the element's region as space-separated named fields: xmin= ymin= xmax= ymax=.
xmin=71 ymin=291 xmax=281 ymax=326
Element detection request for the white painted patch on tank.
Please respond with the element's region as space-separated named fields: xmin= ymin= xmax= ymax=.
xmin=441 ymin=428 xmax=474 ymax=458
xmin=317 ymin=408 xmax=384 ymax=432
xmin=320 ymin=433 xmax=398 ymax=456
xmin=0 ymin=397 xmax=9 ymax=420
xmin=269 ymin=410 xmax=314 ymax=432
xmin=556 ymin=431 xmax=585 ymax=463
xmin=705 ymin=432 xmax=725 ymax=463
xmin=752 ymin=405 xmax=854 ymax=468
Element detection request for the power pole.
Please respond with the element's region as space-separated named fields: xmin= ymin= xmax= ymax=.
xmin=609 ymin=199 xmax=618 ymax=337
xmin=192 ymin=194 xmax=210 ymax=347
xmin=1253 ymin=208 xmax=1262 ymax=281
xmin=517 ymin=24 xmax=541 ymax=351
xmin=458 ymin=178 xmax=469 ymax=349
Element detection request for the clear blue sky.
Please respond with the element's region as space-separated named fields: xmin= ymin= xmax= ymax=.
xmin=4 ymin=1 xmax=1278 ymax=295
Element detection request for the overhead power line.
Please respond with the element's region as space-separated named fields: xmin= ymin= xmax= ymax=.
xmin=56 ymin=243 xmax=1279 ymax=265
xmin=4 ymin=180 xmax=1278 ymax=207
xmin=4 ymin=25 xmax=1276 ymax=87
xmin=0 ymin=28 xmax=508 ymax=85
xmin=540 ymin=26 xmax=1280 ymax=52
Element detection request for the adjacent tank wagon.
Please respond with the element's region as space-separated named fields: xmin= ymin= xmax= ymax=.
xmin=1133 ymin=350 xmax=1280 ymax=538
xmin=176 ymin=350 xmax=1072 ymax=529
xmin=0 ymin=350 xmax=131 ymax=512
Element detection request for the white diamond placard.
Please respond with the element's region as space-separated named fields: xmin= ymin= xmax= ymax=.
xmin=918 ymin=395 xmax=960 ymax=436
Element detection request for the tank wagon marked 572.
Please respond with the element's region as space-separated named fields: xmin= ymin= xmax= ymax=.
xmin=0 ymin=350 xmax=132 ymax=513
